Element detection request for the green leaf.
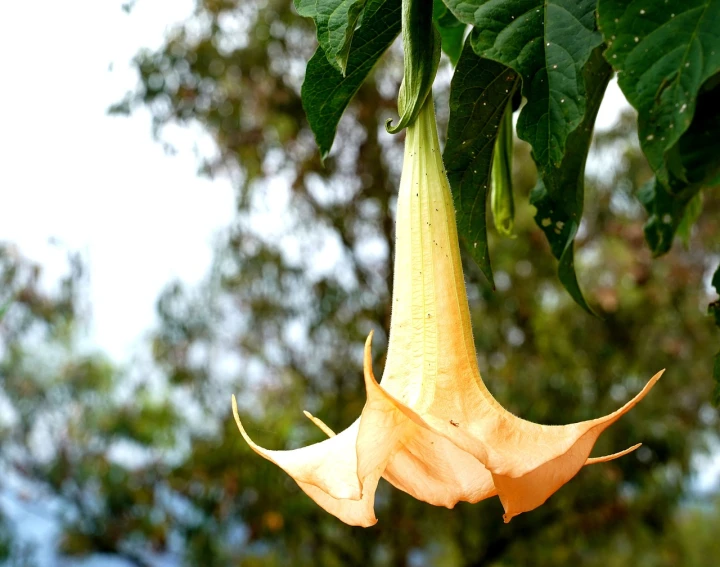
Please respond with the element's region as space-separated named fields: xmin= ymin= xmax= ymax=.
xmin=443 ymin=0 xmax=602 ymax=175
xmin=598 ymin=0 xmax=720 ymax=185
xmin=675 ymin=191 xmax=703 ymax=247
xmin=301 ymin=0 xmax=401 ymax=159
xmin=530 ymin=47 xmax=613 ymax=315
xmin=295 ymin=0 xmax=370 ymax=75
xmin=638 ymin=75 xmax=720 ymax=255
xmin=491 ymin=100 xmax=515 ymax=237
xmin=711 ymin=264 xmax=720 ymax=405
xmin=711 ymin=298 xmax=720 ymax=328
xmin=638 ymin=179 xmax=699 ymax=255
xmin=444 ymin=36 xmax=520 ymax=287
xmin=386 ymin=0 xmax=441 ymax=133
xmin=433 ymin=0 xmax=466 ymax=66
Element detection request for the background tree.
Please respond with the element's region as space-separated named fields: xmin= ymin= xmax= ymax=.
xmin=0 ymin=0 xmax=718 ymax=565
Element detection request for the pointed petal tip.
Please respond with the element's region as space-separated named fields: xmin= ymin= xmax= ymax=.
xmin=303 ymin=410 xmax=336 ymax=438
xmin=231 ymin=394 xmax=241 ymax=429
xmin=599 ymin=367 xmax=664 ymax=424
xmin=231 ymin=395 xmax=278 ymax=471
xmin=363 ymin=331 xmax=379 ymax=387
xmin=231 ymin=394 xmax=255 ymax=448
xmin=586 ymin=443 xmax=642 ymax=465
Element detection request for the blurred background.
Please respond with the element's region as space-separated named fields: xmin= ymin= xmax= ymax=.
xmin=1 ymin=0 xmax=719 ymax=565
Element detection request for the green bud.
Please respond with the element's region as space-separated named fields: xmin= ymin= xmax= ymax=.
xmin=491 ymin=101 xmax=515 ymax=237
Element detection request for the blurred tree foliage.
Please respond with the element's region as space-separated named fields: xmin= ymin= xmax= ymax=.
xmin=1 ymin=0 xmax=719 ymax=565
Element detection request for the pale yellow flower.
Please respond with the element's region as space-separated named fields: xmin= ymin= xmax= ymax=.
xmin=232 ymin=96 xmax=661 ymax=526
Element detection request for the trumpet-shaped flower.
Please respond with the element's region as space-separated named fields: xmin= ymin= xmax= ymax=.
xmin=232 ymin=96 xmax=661 ymax=526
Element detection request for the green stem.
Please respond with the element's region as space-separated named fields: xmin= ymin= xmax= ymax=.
xmin=386 ymin=0 xmax=441 ymax=134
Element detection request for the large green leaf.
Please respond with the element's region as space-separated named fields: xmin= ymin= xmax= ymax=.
xmin=433 ymin=0 xmax=466 ymax=66
xmin=598 ymin=0 xmax=720 ymax=186
xmin=300 ymin=0 xmax=401 ymax=159
xmin=638 ymin=74 xmax=720 ymax=255
xmin=530 ymin=47 xmax=612 ymax=314
xmin=442 ymin=0 xmax=602 ymax=175
xmin=444 ymin=36 xmax=520 ymax=287
xmin=295 ymin=0 xmax=369 ymax=75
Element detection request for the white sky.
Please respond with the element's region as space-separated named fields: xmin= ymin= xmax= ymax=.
xmin=0 ymin=0 xmax=236 ymax=362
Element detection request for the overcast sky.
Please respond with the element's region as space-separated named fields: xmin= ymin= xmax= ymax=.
xmin=0 ymin=0 xmax=235 ymax=362
xmin=0 ymin=2 xmax=236 ymax=562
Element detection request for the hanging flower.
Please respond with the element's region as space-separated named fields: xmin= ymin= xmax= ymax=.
xmin=232 ymin=96 xmax=662 ymax=526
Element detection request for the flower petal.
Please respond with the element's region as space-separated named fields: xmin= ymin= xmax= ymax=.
xmin=306 ymin=343 xmax=498 ymax=509
xmin=383 ymin=429 xmax=497 ymax=507
xmin=295 ymin=472 xmax=380 ymax=528
xmin=231 ymin=395 xmax=364 ymax=503
xmin=361 ymin=333 xmax=497 ymax=507
xmin=489 ymin=371 xmax=663 ymax=521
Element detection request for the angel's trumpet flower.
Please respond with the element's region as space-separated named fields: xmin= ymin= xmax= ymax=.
xmin=360 ymin=96 xmax=662 ymax=522
xmin=232 ymin=96 xmax=661 ymax=526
